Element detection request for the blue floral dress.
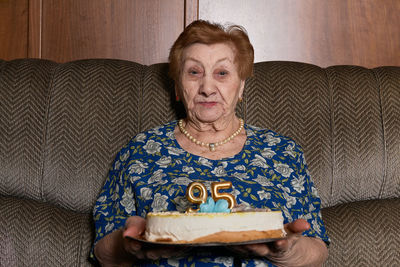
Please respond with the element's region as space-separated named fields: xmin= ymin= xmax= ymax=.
xmin=91 ymin=121 xmax=330 ymax=267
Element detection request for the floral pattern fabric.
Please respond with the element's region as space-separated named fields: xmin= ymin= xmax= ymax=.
xmin=91 ymin=121 xmax=330 ymax=266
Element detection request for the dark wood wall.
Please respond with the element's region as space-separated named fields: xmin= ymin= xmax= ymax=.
xmin=199 ymin=0 xmax=400 ymax=68
xmin=0 ymin=0 xmax=198 ymax=65
xmin=1 ymin=0 xmax=399 ymax=67
xmin=0 ymin=0 xmax=29 ymax=60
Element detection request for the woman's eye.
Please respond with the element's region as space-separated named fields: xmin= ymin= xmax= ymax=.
xmin=188 ymin=69 xmax=201 ymax=76
xmin=217 ymin=71 xmax=228 ymax=76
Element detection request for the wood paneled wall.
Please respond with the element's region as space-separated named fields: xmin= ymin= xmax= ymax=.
xmin=40 ymin=0 xmax=181 ymax=64
xmin=0 ymin=0 xmax=198 ymax=65
xmin=0 ymin=0 xmax=29 ymax=60
xmin=200 ymin=0 xmax=400 ymax=68
xmin=1 ymin=0 xmax=399 ymax=67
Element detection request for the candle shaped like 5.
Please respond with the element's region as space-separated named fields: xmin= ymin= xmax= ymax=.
xmin=186 ymin=182 xmax=208 ymax=212
xmin=211 ymin=181 xmax=237 ymax=209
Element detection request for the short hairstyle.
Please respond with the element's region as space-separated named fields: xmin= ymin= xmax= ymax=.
xmin=168 ymin=20 xmax=254 ymax=82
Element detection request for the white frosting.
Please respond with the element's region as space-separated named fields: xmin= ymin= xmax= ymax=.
xmin=144 ymin=211 xmax=285 ymax=242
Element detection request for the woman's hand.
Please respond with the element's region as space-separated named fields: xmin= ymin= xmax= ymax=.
xmin=231 ymin=219 xmax=328 ymax=267
xmin=123 ymin=216 xmax=188 ymax=260
xmin=94 ymin=216 xmax=188 ymax=266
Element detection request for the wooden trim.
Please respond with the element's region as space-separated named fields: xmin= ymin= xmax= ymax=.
xmin=184 ymin=0 xmax=198 ymax=27
xmin=28 ymin=0 xmax=42 ymax=58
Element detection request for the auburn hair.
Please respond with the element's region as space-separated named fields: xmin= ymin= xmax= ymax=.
xmin=168 ymin=20 xmax=254 ymax=82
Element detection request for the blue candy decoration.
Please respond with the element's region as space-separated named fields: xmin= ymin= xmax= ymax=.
xmin=214 ymin=199 xmax=231 ymax=213
xmin=199 ymin=197 xmax=231 ymax=213
xmin=199 ymin=197 xmax=215 ymax=212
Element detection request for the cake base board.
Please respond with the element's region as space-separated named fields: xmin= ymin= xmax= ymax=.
xmin=132 ymin=229 xmax=286 ymax=246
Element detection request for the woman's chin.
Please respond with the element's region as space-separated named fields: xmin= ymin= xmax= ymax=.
xmin=190 ymin=110 xmax=224 ymax=123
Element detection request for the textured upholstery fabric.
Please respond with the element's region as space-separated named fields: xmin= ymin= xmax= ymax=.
xmin=42 ymin=59 xmax=145 ymax=213
xmin=0 ymin=59 xmax=57 ymax=200
xmin=375 ymin=67 xmax=400 ymax=198
xmin=0 ymin=196 xmax=92 ymax=266
xmin=322 ymin=198 xmax=400 ymax=266
xmin=244 ymin=62 xmax=333 ymax=206
xmin=325 ymin=66 xmax=384 ymax=205
xmin=1 ymin=58 xmax=399 ymax=266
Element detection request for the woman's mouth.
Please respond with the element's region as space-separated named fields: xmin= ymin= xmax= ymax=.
xmin=199 ymin=102 xmax=217 ymax=108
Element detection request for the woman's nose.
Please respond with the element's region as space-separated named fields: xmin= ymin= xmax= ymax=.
xmin=199 ymin=75 xmax=216 ymax=96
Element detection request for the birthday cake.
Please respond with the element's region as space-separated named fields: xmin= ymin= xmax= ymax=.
xmin=144 ymin=182 xmax=286 ymax=243
xmin=144 ymin=209 xmax=286 ymax=243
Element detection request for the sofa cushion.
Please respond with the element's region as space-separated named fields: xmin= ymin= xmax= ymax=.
xmin=0 ymin=196 xmax=93 ymax=266
xmin=374 ymin=67 xmax=400 ymax=199
xmin=0 ymin=59 xmax=57 ymax=200
xmin=140 ymin=63 xmax=183 ymax=132
xmin=41 ymin=59 xmax=146 ymax=213
xmin=245 ymin=62 xmax=400 ymax=208
xmin=244 ymin=62 xmax=333 ymax=207
xmin=322 ymin=198 xmax=400 ymax=266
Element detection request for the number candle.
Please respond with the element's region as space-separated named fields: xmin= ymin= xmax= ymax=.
xmin=211 ymin=181 xmax=237 ymax=209
xmin=186 ymin=182 xmax=208 ymax=212
xmin=186 ymin=181 xmax=237 ymax=212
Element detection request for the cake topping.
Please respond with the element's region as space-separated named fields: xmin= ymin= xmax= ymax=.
xmin=186 ymin=181 xmax=237 ymax=212
xmin=199 ymin=197 xmax=231 ymax=213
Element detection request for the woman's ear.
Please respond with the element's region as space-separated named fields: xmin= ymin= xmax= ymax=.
xmin=238 ymin=80 xmax=245 ymax=100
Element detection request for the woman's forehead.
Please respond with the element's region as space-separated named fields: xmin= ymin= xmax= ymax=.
xmin=182 ymin=43 xmax=236 ymax=66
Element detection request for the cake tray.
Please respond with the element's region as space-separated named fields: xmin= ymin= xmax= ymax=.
xmin=127 ymin=236 xmax=285 ymax=247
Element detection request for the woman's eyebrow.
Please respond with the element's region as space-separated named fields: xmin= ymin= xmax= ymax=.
xmin=183 ymin=57 xmax=232 ymax=65
xmin=183 ymin=57 xmax=202 ymax=64
xmin=215 ymin=57 xmax=231 ymax=64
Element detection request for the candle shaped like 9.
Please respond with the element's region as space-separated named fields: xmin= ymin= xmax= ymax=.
xmin=186 ymin=181 xmax=237 ymax=212
xmin=186 ymin=182 xmax=208 ymax=212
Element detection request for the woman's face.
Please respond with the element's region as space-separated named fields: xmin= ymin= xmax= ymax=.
xmin=177 ymin=43 xmax=245 ymax=124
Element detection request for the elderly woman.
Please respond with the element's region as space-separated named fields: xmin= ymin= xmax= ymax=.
xmin=91 ymin=20 xmax=329 ymax=266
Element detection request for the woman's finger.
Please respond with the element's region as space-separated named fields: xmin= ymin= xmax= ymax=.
xmin=284 ymin=219 xmax=310 ymax=234
xmin=123 ymin=216 xmax=146 ymax=238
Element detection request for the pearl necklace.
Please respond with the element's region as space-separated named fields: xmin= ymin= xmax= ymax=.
xmin=178 ymin=118 xmax=244 ymax=152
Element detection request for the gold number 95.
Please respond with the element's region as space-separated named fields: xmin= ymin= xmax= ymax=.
xmin=186 ymin=181 xmax=237 ymax=212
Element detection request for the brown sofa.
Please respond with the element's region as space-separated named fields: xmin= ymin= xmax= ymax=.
xmin=1 ymin=58 xmax=399 ymax=266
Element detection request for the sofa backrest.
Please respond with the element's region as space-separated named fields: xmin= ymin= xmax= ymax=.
xmin=245 ymin=62 xmax=400 ymax=208
xmin=1 ymin=59 xmax=399 ymax=213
